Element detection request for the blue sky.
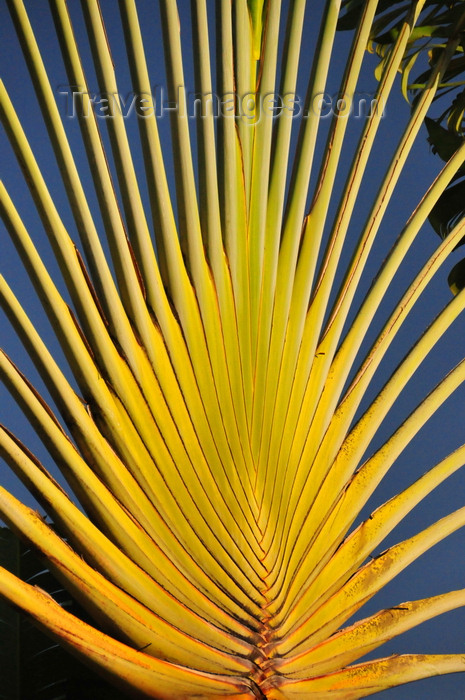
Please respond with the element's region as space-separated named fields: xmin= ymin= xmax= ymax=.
xmin=1 ymin=2 xmax=465 ymax=698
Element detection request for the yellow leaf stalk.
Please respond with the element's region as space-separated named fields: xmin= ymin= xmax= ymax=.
xmin=1 ymin=0 xmax=465 ymax=697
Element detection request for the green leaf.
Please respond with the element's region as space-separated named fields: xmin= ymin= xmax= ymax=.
xmin=425 ymin=116 xmax=465 ymax=162
xmin=428 ymin=177 xmax=465 ymax=240
xmin=338 ymin=0 xmax=405 ymax=32
xmin=448 ymin=256 xmax=465 ymax=293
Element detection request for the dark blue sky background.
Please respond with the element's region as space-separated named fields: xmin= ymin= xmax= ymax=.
xmin=1 ymin=2 xmax=465 ymax=698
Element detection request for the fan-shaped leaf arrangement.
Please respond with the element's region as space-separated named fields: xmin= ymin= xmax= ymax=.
xmin=1 ymin=1 xmax=465 ymax=698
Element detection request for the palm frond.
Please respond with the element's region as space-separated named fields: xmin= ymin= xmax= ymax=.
xmin=1 ymin=1 xmax=465 ymax=698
